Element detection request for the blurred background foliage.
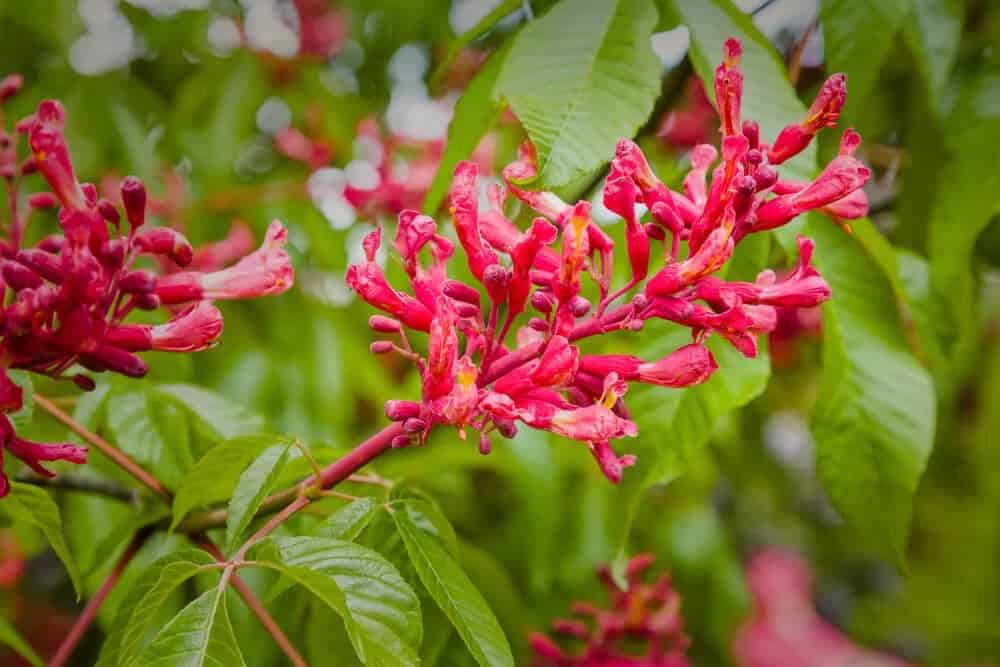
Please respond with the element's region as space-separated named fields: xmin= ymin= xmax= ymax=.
xmin=1 ymin=0 xmax=1000 ymax=665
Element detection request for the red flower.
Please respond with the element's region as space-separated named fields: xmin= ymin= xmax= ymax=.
xmin=0 ymin=89 xmax=294 ymax=497
xmin=530 ymin=554 xmax=690 ymax=666
xmin=347 ymin=38 xmax=863 ymax=484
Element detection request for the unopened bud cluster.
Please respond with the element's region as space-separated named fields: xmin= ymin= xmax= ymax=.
xmin=347 ymin=38 xmax=868 ymax=483
xmin=0 ymin=78 xmax=295 ymax=496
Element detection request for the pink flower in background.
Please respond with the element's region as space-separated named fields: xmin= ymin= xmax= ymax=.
xmin=0 ymin=88 xmax=295 ymax=496
xmin=735 ymin=550 xmax=911 ymax=667
xmin=530 ymin=554 xmax=690 ymax=666
xmin=346 ymin=38 xmax=866 ymax=483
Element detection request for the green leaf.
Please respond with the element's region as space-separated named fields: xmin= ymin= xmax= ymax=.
xmin=391 ymin=507 xmax=513 ymax=667
xmin=315 ymin=497 xmax=379 ymax=542
xmin=0 ymin=615 xmax=42 ymax=667
xmin=904 ymin=0 xmax=964 ymax=114
xmin=423 ymin=41 xmax=511 ymax=215
xmin=225 ymin=443 xmax=292 ymax=551
xmin=106 ymin=387 xmax=193 ymax=490
xmin=496 ymin=0 xmax=662 ymax=188
xmin=132 ymin=585 xmax=246 ymax=667
xmin=171 ymin=435 xmax=292 ymax=531
xmin=820 ymin=0 xmax=913 ymax=121
xmin=671 ymin=0 xmax=814 ymax=181
xmin=388 ymin=491 xmax=461 ymax=559
xmin=106 ymin=549 xmax=218 ymax=667
xmin=807 ymin=220 xmax=936 ymax=564
xmin=928 ymin=72 xmax=1000 ymax=347
xmin=156 ymin=384 xmax=266 ymax=441
xmin=255 ymin=536 xmax=422 ymax=667
xmin=2 ymin=482 xmax=82 ymax=596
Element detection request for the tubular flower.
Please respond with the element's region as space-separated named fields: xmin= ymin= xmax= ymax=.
xmin=0 ymin=88 xmax=294 ymax=497
xmin=348 ymin=38 xmax=863 ymax=483
xmin=530 ymin=554 xmax=690 ymax=666
xmin=735 ymin=550 xmax=911 ymax=667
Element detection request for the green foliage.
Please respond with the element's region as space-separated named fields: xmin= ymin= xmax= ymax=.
xmin=392 ymin=502 xmax=514 ymax=667
xmin=224 ymin=443 xmax=292 ymax=551
xmin=0 ymin=615 xmax=43 ymax=667
xmin=496 ymin=0 xmax=662 ymax=188
xmin=255 ymin=536 xmax=423 ymax=666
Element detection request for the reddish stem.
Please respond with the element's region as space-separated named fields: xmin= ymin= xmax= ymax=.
xmin=49 ymin=530 xmax=151 ymax=667
xmin=195 ymin=536 xmax=308 ymax=667
xmin=34 ymin=394 xmax=171 ymax=501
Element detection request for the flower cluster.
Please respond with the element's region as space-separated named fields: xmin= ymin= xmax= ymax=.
xmin=0 ymin=77 xmax=295 ymax=496
xmin=530 ymin=554 xmax=690 ymax=666
xmin=346 ymin=38 xmax=868 ymax=483
xmin=734 ymin=550 xmax=910 ymax=667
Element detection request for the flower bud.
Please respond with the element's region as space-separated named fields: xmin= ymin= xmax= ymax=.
xmin=482 ymin=264 xmax=510 ymax=304
xmin=637 ymin=343 xmax=718 ymax=387
xmin=97 ymin=198 xmax=120 ymax=225
xmin=531 ymin=290 xmax=554 ymax=314
xmin=570 ymin=296 xmax=591 ymax=318
xmin=370 ymin=340 xmax=394 ymax=354
xmin=15 ymin=249 xmax=62 ymax=283
xmin=150 ymin=301 xmax=223 ymax=352
xmin=119 ymin=270 xmax=157 ymax=294
xmin=368 ymin=315 xmax=402 ymax=333
xmin=742 ymin=119 xmax=760 ymax=148
xmin=100 ymin=239 xmax=127 ymax=269
xmin=135 ymin=293 xmax=161 ymax=310
xmin=455 ymin=303 xmax=480 ymax=318
xmin=0 ymin=74 xmax=23 ymax=102
xmin=478 ymin=433 xmax=491 ymax=455
xmin=27 ymin=192 xmax=59 ymax=210
xmin=529 ymin=317 xmax=549 ymax=331
xmin=391 ymin=435 xmax=412 ymax=448
xmin=133 ymin=227 xmax=194 ymax=266
xmin=72 ymin=374 xmax=96 ymax=391
xmin=2 ymin=261 xmax=42 ymax=290
xmin=442 ymin=279 xmax=481 ymax=305
xmin=403 ymin=418 xmax=427 ymax=433
xmin=120 ymin=176 xmax=147 ymax=229
xmin=384 ymin=400 xmax=421 ymax=421
xmin=494 ymin=417 xmax=517 ymax=439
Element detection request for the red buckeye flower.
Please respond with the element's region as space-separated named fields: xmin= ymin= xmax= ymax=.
xmin=0 ymin=86 xmax=294 ymax=497
xmin=347 ymin=38 xmax=866 ymax=484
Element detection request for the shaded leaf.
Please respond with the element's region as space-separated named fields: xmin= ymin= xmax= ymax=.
xmin=497 ymin=0 xmax=661 ymax=187
xmin=106 ymin=387 xmax=191 ymax=490
xmin=157 ymin=384 xmax=266 ymax=441
xmin=904 ymin=0 xmax=964 ymax=114
xmin=315 ymin=497 xmax=379 ymax=542
xmin=2 ymin=482 xmax=82 ymax=595
xmin=0 ymin=614 xmax=42 ymax=667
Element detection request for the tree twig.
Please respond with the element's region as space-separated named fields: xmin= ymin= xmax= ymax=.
xmin=49 ymin=529 xmax=152 ymax=667
xmin=15 ymin=471 xmax=136 ymax=503
xmin=34 ymin=393 xmax=171 ymax=501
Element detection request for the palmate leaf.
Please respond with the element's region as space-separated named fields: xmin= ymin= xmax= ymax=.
xmin=391 ymin=507 xmax=513 ymax=667
xmin=496 ymin=0 xmax=662 ymax=188
xmin=806 ymin=219 xmax=936 ymax=564
xmin=2 ymin=482 xmax=82 ymax=596
xmin=255 ymin=536 xmax=422 ymax=667
xmin=130 ymin=585 xmax=246 ymax=667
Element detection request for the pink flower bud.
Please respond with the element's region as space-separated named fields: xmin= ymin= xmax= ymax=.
xmin=369 ymin=315 xmax=402 ymax=333
xmin=0 ymin=74 xmax=23 ymax=102
xmin=27 ymin=192 xmax=59 ymax=210
xmin=72 ymin=375 xmax=96 ymax=391
xmin=391 ymin=435 xmax=412 ymax=448
xmin=482 ymin=264 xmax=510 ymax=304
xmin=80 ymin=343 xmax=149 ymax=378
xmin=2 ymin=261 xmax=42 ymax=290
xmin=15 ymin=249 xmax=61 ymax=283
xmin=636 ymin=343 xmax=718 ymax=387
xmin=478 ymin=433 xmax=491 ymax=455
xmin=384 ymin=400 xmax=422 ymax=421
xmin=149 ymin=301 xmax=224 ymax=352
xmin=531 ymin=290 xmax=554 ymax=314
xmin=120 ymin=176 xmax=147 ymax=229
xmin=370 ymin=340 xmax=394 ymax=354
xmin=569 ymin=296 xmax=591 ymax=318
xmin=442 ymin=280 xmax=480 ymax=305
xmin=742 ymin=119 xmax=760 ymax=148
xmin=0 ymin=375 xmax=23 ymax=413
xmin=715 ymin=39 xmax=744 ymax=137
xmin=97 ymin=198 xmax=120 ymax=225
xmin=119 ymin=270 xmax=157 ymax=294
xmin=403 ymin=418 xmax=427 ymax=433
xmin=133 ymin=227 xmax=194 ymax=266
